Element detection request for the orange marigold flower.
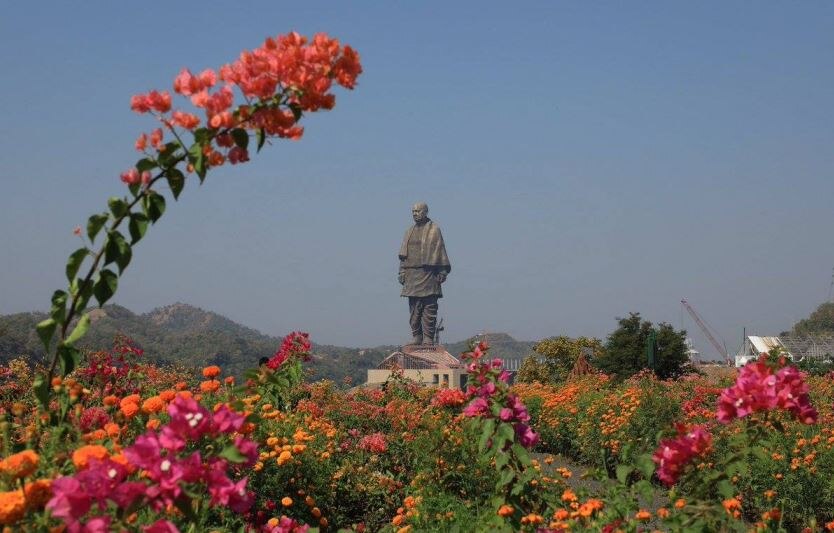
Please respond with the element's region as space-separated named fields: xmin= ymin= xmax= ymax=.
xmin=175 ymin=381 xmax=188 ymax=391
xmin=105 ymin=422 xmax=121 ymax=439
xmin=120 ymin=402 xmax=139 ymax=418
xmin=159 ymin=389 xmax=176 ymax=402
xmin=635 ymin=509 xmax=651 ymax=521
xmin=202 ymin=365 xmax=221 ymax=378
xmin=657 ymin=507 xmax=670 ymax=519
xmin=72 ymin=445 xmax=110 ymax=470
xmin=553 ymin=509 xmax=570 ymax=520
xmin=0 ymin=450 xmax=39 ymax=479
xmin=200 ymin=380 xmax=221 ymax=393
xmin=825 ymin=520 xmax=834 ymax=531
xmin=142 ymin=396 xmax=165 ymax=414
xmin=0 ymin=489 xmax=26 ymax=525
xmin=281 ymin=497 xmax=293 ymax=507
xmin=224 ymin=376 xmax=235 ymax=385
xmin=103 ymin=395 xmax=119 ymax=406
xmin=177 ymin=391 xmax=193 ymax=400
xmin=392 ymin=515 xmax=405 ymax=526
xmin=561 ymin=489 xmax=577 ymax=503
xmin=674 ymin=498 xmax=686 ymax=509
xmin=497 ymin=504 xmax=514 ymax=517
xmin=23 ymin=479 xmax=52 ymax=510
xmin=121 ymin=394 xmax=140 ymax=406
xmin=146 ymin=418 xmax=161 ymax=430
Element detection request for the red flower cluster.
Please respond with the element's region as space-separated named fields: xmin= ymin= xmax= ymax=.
xmin=652 ymin=424 xmax=713 ymax=486
xmin=358 ymin=432 xmax=388 ymax=454
xmin=267 ymin=331 xmax=312 ymax=370
xmin=432 ymin=387 xmax=466 ymax=408
xmin=127 ymin=31 xmax=362 ymax=185
xmin=716 ymin=356 xmax=818 ymax=424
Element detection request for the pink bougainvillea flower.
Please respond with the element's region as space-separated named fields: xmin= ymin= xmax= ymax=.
xmin=652 ymin=424 xmax=713 ymax=486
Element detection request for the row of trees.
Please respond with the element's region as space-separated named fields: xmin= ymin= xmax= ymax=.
xmin=517 ymin=312 xmax=693 ymax=383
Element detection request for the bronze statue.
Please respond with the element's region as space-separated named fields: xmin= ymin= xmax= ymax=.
xmin=398 ymin=202 xmax=451 ymax=345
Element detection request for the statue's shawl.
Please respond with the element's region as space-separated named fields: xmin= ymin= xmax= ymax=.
xmin=399 ymin=220 xmax=451 ymax=269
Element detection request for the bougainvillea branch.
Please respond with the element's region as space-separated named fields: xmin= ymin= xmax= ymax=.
xmin=34 ymin=32 xmax=362 ymax=406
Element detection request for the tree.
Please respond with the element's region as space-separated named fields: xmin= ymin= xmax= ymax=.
xmin=516 ymin=336 xmax=604 ymax=384
xmin=596 ymin=313 xmax=691 ymax=380
xmin=792 ymin=302 xmax=834 ymax=336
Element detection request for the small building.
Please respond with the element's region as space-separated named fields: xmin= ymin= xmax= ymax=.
xmin=735 ymin=334 xmax=834 ymax=366
xmin=367 ymin=344 xmax=467 ymax=389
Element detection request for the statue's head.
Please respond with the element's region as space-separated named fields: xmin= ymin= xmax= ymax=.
xmin=412 ymin=202 xmax=428 ymax=224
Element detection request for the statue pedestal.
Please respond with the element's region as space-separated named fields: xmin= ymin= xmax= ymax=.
xmin=366 ymin=344 xmax=466 ymax=389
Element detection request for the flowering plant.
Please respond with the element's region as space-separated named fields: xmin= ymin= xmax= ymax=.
xmin=32 ymin=32 xmax=361 ymax=412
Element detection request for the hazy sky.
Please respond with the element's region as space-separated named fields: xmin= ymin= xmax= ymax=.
xmin=1 ymin=3 xmax=832 ymax=355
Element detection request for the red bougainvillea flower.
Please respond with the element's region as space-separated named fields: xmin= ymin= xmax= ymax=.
xmin=652 ymin=424 xmax=713 ymax=486
xmin=267 ymin=331 xmax=311 ymax=369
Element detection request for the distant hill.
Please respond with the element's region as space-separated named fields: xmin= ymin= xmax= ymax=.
xmin=0 ymin=303 xmax=533 ymax=384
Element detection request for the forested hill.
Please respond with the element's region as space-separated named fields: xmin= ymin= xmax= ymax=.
xmin=0 ymin=303 xmax=533 ymax=383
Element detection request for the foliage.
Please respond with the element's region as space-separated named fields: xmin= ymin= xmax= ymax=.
xmin=516 ymin=335 xmax=604 ymax=384
xmin=792 ymin=302 xmax=834 ymax=336
xmin=596 ymin=312 xmax=693 ymax=380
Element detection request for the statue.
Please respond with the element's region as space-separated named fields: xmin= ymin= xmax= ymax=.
xmin=398 ymin=202 xmax=451 ymax=345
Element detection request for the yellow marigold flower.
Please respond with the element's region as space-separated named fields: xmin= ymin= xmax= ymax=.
xmin=72 ymin=445 xmax=109 ymax=470
xmin=202 ymin=365 xmax=221 ymax=378
xmin=0 ymin=489 xmax=26 ymax=525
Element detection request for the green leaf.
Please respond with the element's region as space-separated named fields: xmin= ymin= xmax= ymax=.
xmin=634 ymin=479 xmax=654 ymax=501
xmin=231 ymin=128 xmax=249 ymax=149
xmin=635 ymin=453 xmax=656 ymax=479
xmin=716 ymin=479 xmax=734 ymax=499
xmin=108 ymin=196 xmax=129 ymax=218
xmin=50 ymin=290 xmax=68 ymax=323
xmin=32 ymin=373 xmax=50 ymax=407
xmin=128 ymin=213 xmax=149 ymax=244
xmin=65 ymin=313 xmax=90 ymax=345
xmin=479 ymin=418 xmax=496 ymax=453
xmin=494 ymin=451 xmax=509 ymax=470
xmin=136 ymin=158 xmax=157 ymax=172
xmin=510 ymin=443 xmax=530 ymax=465
xmin=75 ymin=279 xmax=94 ymax=312
xmin=167 ymin=168 xmax=185 ymax=200
xmin=289 ymin=103 xmax=303 ymax=122
xmin=188 ymin=142 xmax=207 ymax=181
xmin=256 ymin=129 xmax=266 ymax=152
xmin=193 ymin=127 xmax=213 ymax=144
xmin=497 ymin=466 xmax=515 ymax=487
xmin=87 ymin=213 xmax=108 ymax=242
xmin=36 ymin=318 xmax=57 ymax=353
xmin=219 ymin=445 xmax=248 ymax=464
xmin=144 ymin=192 xmax=166 ymax=223
xmin=58 ymin=344 xmax=80 ymax=375
xmin=616 ymin=464 xmax=633 ymax=484
xmin=104 ymin=231 xmax=132 ymax=274
xmin=93 ymin=269 xmax=118 ymax=306
xmin=66 ymin=247 xmax=89 ymax=283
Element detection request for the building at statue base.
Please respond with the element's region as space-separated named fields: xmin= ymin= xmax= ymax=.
xmin=367 ymin=344 xmax=467 ymax=389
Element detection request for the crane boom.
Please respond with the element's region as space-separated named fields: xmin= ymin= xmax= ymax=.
xmin=681 ymin=299 xmax=729 ymax=364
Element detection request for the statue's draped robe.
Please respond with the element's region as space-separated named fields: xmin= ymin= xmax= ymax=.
xmin=399 ymin=220 xmax=451 ymax=297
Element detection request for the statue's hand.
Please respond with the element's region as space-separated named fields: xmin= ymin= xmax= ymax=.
xmin=398 ymin=272 xmax=405 ymax=285
xmin=437 ymin=272 xmax=447 ymax=284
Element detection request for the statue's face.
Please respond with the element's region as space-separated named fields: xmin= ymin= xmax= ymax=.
xmin=412 ymin=204 xmax=428 ymax=223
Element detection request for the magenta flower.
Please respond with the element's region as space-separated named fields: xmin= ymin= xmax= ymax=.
xmin=462 ymin=397 xmax=489 ymax=417
xmin=652 ymin=424 xmax=713 ymax=486
xmin=144 ymin=519 xmax=180 ymax=533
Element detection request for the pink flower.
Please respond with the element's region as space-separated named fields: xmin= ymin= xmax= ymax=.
xmin=717 ymin=356 xmax=817 ymax=424
xmin=462 ymin=397 xmax=489 ymax=417
xmin=514 ymin=423 xmax=539 ymax=448
xmin=358 ymin=432 xmax=388 ymax=453
xmin=120 ymin=168 xmax=140 ymax=185
xmin=46 ymin=477 xmax=91 ymax=522
xmin=499 ymin=407 xmax=513 ymax=421
xmin=652 ymin=424 xmax=712 ymax=486
xmin=144 ymin=520 xmax=180 ymax=533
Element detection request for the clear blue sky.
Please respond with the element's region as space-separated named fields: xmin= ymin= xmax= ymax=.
xmin=1 ymin=2 xmax=832 ymax=355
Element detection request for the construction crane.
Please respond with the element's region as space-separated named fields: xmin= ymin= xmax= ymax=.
xmin=681 ymin=298 xmax=730 ymax=364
